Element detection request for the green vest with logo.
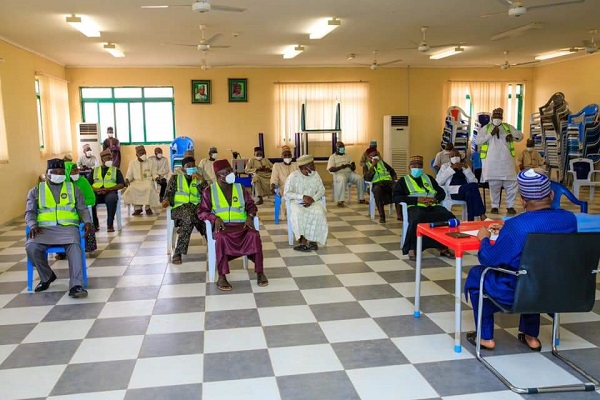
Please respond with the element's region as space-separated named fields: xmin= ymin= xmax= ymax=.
xmin=480 ymin=123 xmax=515 ymax=159
xmin=366 ymin=161 xmax=392 ymax=183
xmin=210 ymin=183 xmax=247 ymax=223
xmin=92 ymin=166 xmax=117 ymax=188
xmin=174 ymin=175 xmax=200 ymax=209
xmin=403 ymin=174 xmax=437 ymax=208
xmin=36 ymin=182 xmax=79 ymax=227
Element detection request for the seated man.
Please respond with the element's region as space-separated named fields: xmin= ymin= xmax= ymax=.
xmin=198 ymin=146 xmax=218 ymax=185
xmin=359 ymin=140 xmax=378 ymax=169
xmin=433 ymin=143 xmax=454 ymax=172
xmin=198 ymin=159 xmax=268 ymax=291
xmin=327 ymin=141 xmax=366 ymax=207
xmin=150 ymin=147 xmax=170 ymax=200
xmin=77 ymin=144 xmax=98 ymax=171
xmin=174 ymin=150 xmax=195 ymax=175
xmin=65 ymin=162 xmax=97 ymax=253
xmin=392 ymin=155 xmax=456 ymax=261
xmin=436 ymin=149 xmax=487 ymax=221
xmin=517 ymin=138 xmax=546 ymax=174
xmin=90 ymin=150 xmax=125 ymax=232
xmin=123 ymin=145 xmax=160 ymax=215
xmin=363 ymin=146 xmax=401 ymax=223
xmin=284 ymin=155 xmax=328 ymax=252
xmin=245 ymin=146 xmax=273 ymax=205
xmin=270 ymin=145 xmax=298 ymax=220
xmin=464 ymin=169 xmax=577 ymax=351
xmin=162 ymin=156 xmax=207 ymax=264
xmin=25 ymin=158 xmax=93 ymax=298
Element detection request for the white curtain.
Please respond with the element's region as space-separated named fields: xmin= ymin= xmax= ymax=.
xmin=0 ymin=78 xmax=8 ymax=163
xmin=38 ymin=74 xmax=72 ymax=157
xmin=277 ymin=82 xmax=368 ymax=146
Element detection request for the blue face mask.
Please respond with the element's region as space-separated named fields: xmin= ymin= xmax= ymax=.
xmin=186 ymin=167 xmax=198 ymax=175
xmin=338 ymin=147 xmax=345 ymax=154
xmin=410 ymin=168 xmax=423 ymax=178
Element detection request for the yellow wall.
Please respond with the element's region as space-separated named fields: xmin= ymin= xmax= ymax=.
xmin=0 ymin=40 xmax=65 ymax=225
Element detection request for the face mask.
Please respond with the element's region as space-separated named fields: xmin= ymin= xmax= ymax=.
xmin=104 ymin=161 xmax=113 ymax=167
xmin=492 ymin=119 xmax=502 ymax=126
xmin=186 ymin=167 xmax=198 ymax=175
xmin=410 ymin=168 xmax=423 ymax=178
xmin=211 ymin=153 xmax=218 ymax=159
xmin=283 ymin=158 xmax=292 ymax=164
xmin=156 ymin=154 xmax=163 ymax=159
xmin=107 ymin=133 xmax=114 ymax=137
xmin=70 ymin=174 xmax=80 ymax=181
xmin=450 ymin=156 xmax=461 ymax=164
xmin=308 ymin=170 xmax=315 ymax=176
xmin=526 ymin=147 xmax=534 ymax=151
xmin=139 ymin=154 xmax=147 ymax=161
xmin=85 ymin=151 xmax=92 ymax=157
xmin=371 ymin=156 xmax=380 ymax=161
xmin=338 ymin=147 xmax=345 ymax=154
xmin=255 ymin=156 xmax=263 ymax=161
xmin=49 ymin=174 xmax=66 ymax=184
xmin=225 ymin=172 xmax=236 ymax=184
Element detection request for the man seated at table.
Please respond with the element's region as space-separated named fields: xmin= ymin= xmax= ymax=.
xmin=285 ymin=154 xmax=328 ymax=252
xmin=270 ymin=145 xmax=297 ymax=220
xmin=25 ymin=158 xmax=93 ymax=298
xmin=198 ymin=159 xmax=268 ymax=291
xmin=363 ymin=145 xmax=401 ymax=223
xmin=436 ymin=149 xmax=487 ymax=221
xmin=392 ymin=155 xmax=456 ymax=261
xmin=464 ymin=169 xmax=577 ymax=351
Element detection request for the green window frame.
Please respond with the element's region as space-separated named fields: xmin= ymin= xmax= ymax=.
xmin=35 ymin=79 xmax=44 ymax=149
xmin=464 ymin=83 xmax=524 ymax=132
xmin=80 ymin=86 xmax=176 ymax=145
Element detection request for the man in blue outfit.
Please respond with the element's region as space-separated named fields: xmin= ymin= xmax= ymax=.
xmin=464 ymin=169 xmax=577 ymax=351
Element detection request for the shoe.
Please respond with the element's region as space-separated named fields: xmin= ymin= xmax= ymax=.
xmin=255 ymin=197 xmax=264 ymax=205
xmin=145 ymin=208 xmax=153 ymax=215
xmin=132 ymin=210 xmax=143 ymax=216
xmin=336 ymin=202 xmax=346 ymax=208
xmin=107 ymin=226 xmax=115 ymax=233
xmin=439 ymin=248 xmax=455 ymax=259
xmin=55 ymin=253 xmax=67 ymax=260
xmin=171 ymin=254 xmax=182 ymax=264
xmin=69 ymin=285 xmax=88 ymax=298
xmin=293 ymin=244 xmax=311 ymax=252
xmin=308 ymin=242 xmax=319 ymax=250
xmin=466 ymin=331 xmax=495 ymax=351
xmin=217 ymin=275 xmax=232 ymax=291
xmin=408 ymin=250 xmax=416 ymax=262
xmin=490 ymin=208 xmax=499 ymax=214
xmin=506 ymin=208 xmax=517 ymax=215
xmin=94 ymin=226 xmax=100 ymax=232
xmin=517 ymin=333 xmax=542 ymax=351
xmin=257 ymin=273 xmax=269 ymax=287
xmin=34 ymin=272 xmax=57 ymax=292
xmin=379 ymin=217 xmax=386 ymax=223
xmin=359 ymin=199 xmax=368 ymax=204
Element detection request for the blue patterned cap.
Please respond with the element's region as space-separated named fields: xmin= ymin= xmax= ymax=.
xmin=517 ymin=169 xmax=551 ymax=200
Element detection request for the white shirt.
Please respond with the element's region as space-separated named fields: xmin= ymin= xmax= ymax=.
xmin=436 ymin=162 xmax=478 ymax=194
xmin=327 ymin=153 xmax=354 ymax=175
xmin=475 ymin=122 xmax=523 ymax=181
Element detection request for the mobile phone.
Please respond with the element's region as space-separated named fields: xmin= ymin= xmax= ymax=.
xmin=446 ymin=232 xmax=471 ymax=239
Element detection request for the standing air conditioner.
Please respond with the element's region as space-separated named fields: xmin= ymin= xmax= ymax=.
xmin=383 ymin=115 xmax=410 ymax=175
xmin=77 ymin=123 xmax=100 ymax=159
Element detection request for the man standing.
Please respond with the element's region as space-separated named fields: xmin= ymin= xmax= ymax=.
xmin=199 ymin=160 xmax=268 ymax=291
xmin=285 ymin=155 xmax=328 ymax=252
xmin=516 ymin=138 xmax=545 ymax=174
xmin=476 ymin=108 xmax=523 ymax=215
xmin=270 ymin=146 xmax=298 ymax=220
xmin=245 ymin=146 xmax=273 ymax=205
xmin=123 ymin=145 xmax=160 ymax=215
xmin=77 ymin=144 xmax=98 ymax=171
xmin=433 ymin=143 xmax=454 ymax=172
xmin=25 ymin=159 xmax=93 ymax=298
xmin=91 ymin=150 xmax=125 ymax=232
xmin=198 ymin=146 xmax=218 ymax=184
xmin=363 ymin=146 xmax=401 ymax=223
xmin=327 ymin=141 xmax=366 ymax=207
xmin=150 ymin=147 xmax=170 ymax=200
xmin=102 ymin=127 xmax=121 ymax=168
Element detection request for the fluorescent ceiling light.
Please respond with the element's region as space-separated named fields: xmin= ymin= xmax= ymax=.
xmin=309 ymin=18 xmax=341 ymax=40
xmin=534 ymin=50 xmax=572 ymax=61
xmin=490 ymin=22 xmax=543 ymax=41
xmin=430 ymin=46 xmax=465 ymax=60
xmin=103 ymin=43 xmax=125 ymax=58
xmin=283 ymin=45 xmax=305 ymax=59
xmin=66 ymin=14 xmax=101 ymax=37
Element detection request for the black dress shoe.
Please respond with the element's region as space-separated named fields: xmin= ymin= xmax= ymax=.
xmin=69 ymin=285 xmax=88 ymax=298
xmin=308 ymin=242 xmax=319 ymax=251
xmin=34 ymin=272 xmax=57 ymax=292
xmin=490 ymin=208 xmax=499 ymax=214
xmin=506 ymin=208 xmax=517 ymax=215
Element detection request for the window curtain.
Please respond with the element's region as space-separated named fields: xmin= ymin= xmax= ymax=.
xmin=0 ymin=78 xmax=8 ymax=163
xmin=277 ymin=82 xmax=368 ymax=146
xmin=38 ymin=74 xmax=72 ymax=157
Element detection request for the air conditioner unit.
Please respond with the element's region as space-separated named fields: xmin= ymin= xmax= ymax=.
xmin=383 ymin=115 xmax=410 ymax=175
xmin=77 ymin=122 xmax=100 ymax=160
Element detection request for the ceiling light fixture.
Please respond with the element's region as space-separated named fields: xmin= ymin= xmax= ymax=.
xmin=309 ymin=18 xmax=341 ymax=40
xmin=490 ymin=22 xmax=543 ymax=41
xmin=429 ymin=46 xmax=465 ymax=60
xmin=103 ymin=43 xmax=125 ymax=58
xmin=66 ymin=14 xmax=101 ymax=37
xmin=347 ymin=53 xmax=356 ymax=61
xmin=283 ymin=45 xmax=305 ymax=59
xmin=534 ymin=50 xmax=573 ymax=61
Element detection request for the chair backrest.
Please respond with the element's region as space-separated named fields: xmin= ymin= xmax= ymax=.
xmin=477 ymin=113 xmax=491 ymax=127
xmin=569 ymin=158 xmax=593 ymax=180
xmin=511 ymin=233 xmax=600 ymax=314
xmin=170 ymin=136 xmax=194 ymax=158
xmin=550 ymin=181 xmax=588 ymax=213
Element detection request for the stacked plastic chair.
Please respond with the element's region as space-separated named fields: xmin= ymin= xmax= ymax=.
xmin=470 ymin=112 xmax=491 ymax=152
xmin=442 ymin=106 xmax=471 ymax=154
xmin=538 ymin=93 xmax=570 ymax=182
xmin=566 ymin=104 xmax=599 ymax=160
xmin=583 ymin=120 xmax=600 ymax=162
xmin=529 ymin=112 xmax=544 ymax=158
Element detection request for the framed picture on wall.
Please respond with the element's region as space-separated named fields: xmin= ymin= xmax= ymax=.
xmin=191 ymin=80 xmax=211 ymax=104
xmin=228 ymin=78 xmax=247 ymax=102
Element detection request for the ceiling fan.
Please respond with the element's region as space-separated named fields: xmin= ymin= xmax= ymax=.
xmin=481 ymin=0 xmax=585 ymax=18
xmin=352 ymin=51 xmax=402 ymax=70
xmin=397 ymin=26 xmax=457 ymax=53
xmin=164 ymin=25 xmax=229 ymax=52
xmin=141 ymin=0 xmax=246 ymax=13
xmin=496 ymin=51 xmax=539 ymax=69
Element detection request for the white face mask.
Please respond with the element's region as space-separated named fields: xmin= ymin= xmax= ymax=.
xmin=450 ymin=156 xmax=461 ymax=164
xmin=526 ymin=147 xmax=534 ymax=151
xmin=156 ymin=153 xmax=163 ymax=159
xmin=492 ymin=118 xmax=502 ymax=126
xmin=308 ymin=170 xmax=315 ymax=176
xmin=371 ymin=156 xmax=380 ymax=161
xmin=283 ymin=158 xmax=292 ymax=164
xmin=104 ymin=160 xmax=113 ymax=167
xmin=70 ymin=174 xmax=80 ymax=181
xmin=255 ymin=156 xmax=263 ymax=161
xmin=225 ymin=172 xmax=236 ymax=184
xmin=107 ymin=132 xmax=114 ymax=137
xmin=49 ymin=174 xmax=66 ymax=184
xmin=211 ymin=153 xmax=218 ymax=159
xmin=139 ymin=154 xmax=147 ymax=161
xmin=85 ymin=151 xmax=92 ymax=157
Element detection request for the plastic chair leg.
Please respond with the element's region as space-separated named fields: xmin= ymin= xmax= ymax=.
xmin=274 ymin=194 xmax=281 ymax=224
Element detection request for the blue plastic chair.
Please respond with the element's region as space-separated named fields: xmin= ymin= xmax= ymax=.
xmin=550 ymin=181 xmax=588 ymax=213
xmin=274 ymin=185 xmax=282 ymax=224
xmin=170 ymin=136 xmax=195 ymax=171
xmin=25 ymin=223 xmax=88 ymax=291
xmin=567 ymin=104 xmax=599 ymax=143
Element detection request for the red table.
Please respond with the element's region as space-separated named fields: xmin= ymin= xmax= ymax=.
xmin=414 ymin=220 xmax=496 ymax=353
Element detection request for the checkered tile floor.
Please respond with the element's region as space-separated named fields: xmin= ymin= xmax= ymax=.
xmin=0 ymin=187 xmax=599 ymax=400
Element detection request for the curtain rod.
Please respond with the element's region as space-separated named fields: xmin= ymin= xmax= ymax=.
xmin=35 ymin=71 xmax=70 ymax=83
xmin=273 ymin=80 xmax=368 ymax=84
xmin=448 ymin=79 xmax=529 ymax=82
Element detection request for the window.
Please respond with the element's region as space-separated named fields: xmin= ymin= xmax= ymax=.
xmin=37 ymin=74 xmax=72 ymax=156
xmin=81 ymin=87 xmax=175 ymax=144
xmin=276 ymin=82 xmax=368 ymax=146
xmin=35 ymin=79 xmax=44 ymax=149
xmin=0 ymin=77 xmax=8 ymax=163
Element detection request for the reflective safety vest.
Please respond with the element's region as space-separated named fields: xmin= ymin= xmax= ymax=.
xmin=403 ymin=174 xmax=436 ymax=208
xmin=36 ymin=182 xmax=79 ymax=227
xmin=366 ymin=161 xmax=392 ymax=184
xmin=174 ymin=175 xmax=200 ymax=209
xmin=210 ymin=183 xmax=247 ymax=223
xmin=480 ymin=123 xmax=515 ymax=159
xmin=92 ymin=166 xmax=117 ymax=188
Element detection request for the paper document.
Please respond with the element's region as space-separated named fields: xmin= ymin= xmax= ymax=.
xmin=463 ymin=230 xmax=498 ymax=241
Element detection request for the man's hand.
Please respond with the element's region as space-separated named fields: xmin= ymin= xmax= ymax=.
xmin=83 ymin=223 xmax=94 ymax=238
xmin=372 ymin=158 xmax=379 ymax=166
xmin=213 ymin=217 xmax=225 ymax=233
xmin=270 ymin=184 xmax=276 ymax=195
xmin=477 ymin=226 xmax=491 ymax=241
xmin=244 ymin=215 xmax=255 ymax=230
xmin=506 ymin=134 xmax=514 ymax=142
xmin=302 ymin=195 xmax=314 ymax=207
xmin=28 ymin=226 xmax=42 ymax=240
xmin=161 ymin=199 xmax=170 ymax=209
xmin=124 ymin=179 xmax=130 ymax=187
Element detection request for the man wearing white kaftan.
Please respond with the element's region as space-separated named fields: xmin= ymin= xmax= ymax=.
xmin=285 ymin=155 xmax=328 ymax=252
xmin=123 ymin=145 xmax=160 ymax=215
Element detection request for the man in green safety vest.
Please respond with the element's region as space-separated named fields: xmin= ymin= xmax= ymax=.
xmin=475 ymin=108 xmax=523 ymax=215
xmin=199 ymin=159 xmax=268 ymax=291
xmin=363 ymin=146 xmax=401 ymax=223
xmin=162 ymin=156 xmax=207 ymax=264
xmin=25 ymin=158 xmax=93 ymax=298
xmin=90 ymin=149 xmax=125 ymax=232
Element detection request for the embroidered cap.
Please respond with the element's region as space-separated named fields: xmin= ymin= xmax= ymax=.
xmin=517 ymin=169 xmax=551 ymax=200
xmin=297 ymin=154 xmax=314 ymax=167
xmin=47 ymin=158 xmax=65 ymax=170
xmin=213 ymin=159 xmax=232 ymax=173
xmin=365 ymin=146 xmax=377 ymax=155
xmin=409 ymin=155 xmax=424 ymax=165
xmin=492 ymin=108 xmax=504 ymax=118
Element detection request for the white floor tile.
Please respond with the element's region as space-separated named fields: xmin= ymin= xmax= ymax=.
xmin=427 ymin=310 xmax=477 ymax=334
xmin=157 ymin=283 xmax=206 ymax=298
xmin=70 ymin=335 xmax=144 ymax=363
xmin=0 ymin=306 xmax=52 ymax=326
xmin=0 ymin=365 xmax=67 ymax=400
xmin=421 ymin=267 xmax=465 ymax=281
xmin=56 ymin=288 xmax=115 ymax=305
xmin=330 ymin=231 xmax=366 ymax=239
xmin=392 ymin=334 xmax=474 ymax=363
xmin=317 ymin=253 xmax=363 ymax=264
xmin=0 ymin=270 xmax=27 ymax=282
xmin=204 ymin=327 xmax=267 ymax=354
xmin=140 ymin=241 xmax=165 ymax=249
xmin=128 ymin=354 xmax=204 ymax=388
xmin=23 ymin=319 xmax=95 ymax=343
xmin=205 ymin=293 xmax=256 ymax=312
xmin=129 ymin=255 xmax=169 ymax=265
xmin=250 ymin=277 xmax=299 ymax=293
xmin=0 ymin=247 xmax=26 ymax=256
xmin=442 ymin=391 xmax=522 ymax=400
xmin=116 ymin=274 xmax=164 ymax=288
xmin=146 ymin=312 xmax=205 ymax=334
xmin=0 ymin=344 xmax=17 ymax=364
xmin=203 ymin=377 xmax=281 ymax=400
xmin=0 ymin=293 xmax=17 ymax=308
xmin=337 ymin=272 xmax=387 ymax=287
xmin=288 ymin=265 xmax=333 ymax=278
xmin=98 ymin=300 xmax=156 ymax=319
xmin=166 ymin=263 xmax=205 ymax=273
xmin=320 ymin=318 xmax=387 ymax=343
xmin=97 ymin=249 xmax=138 ymax=258
xmin=301 ymin=287 xmax=356 ymax=305
xmin=258 ymin=305 xmax=317 ymax=326
xmin=345 ymin=244 xmax=388 ymax=253
xmin=263 ymin=257 xmax=286 ymax=268
xmin=48 ymin=390 xmax=127 ymax=400
xmin=367 ymin=260 xmax=412 ymax=272
xmin=87 ymin=266 xmax=128 ymax=277
xmin=391 ymin=281 xmax=450 ymax=297
xmin=359 ymin=298 xmax=416 ymax=318
xmin=269 ymin=344 xmax=343 ymax=376
xmin=347 ymin=365 xmax=439 ymax=400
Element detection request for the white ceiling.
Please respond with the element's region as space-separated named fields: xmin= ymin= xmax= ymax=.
xmin=0 ymin=0 xmax=598 ymax=68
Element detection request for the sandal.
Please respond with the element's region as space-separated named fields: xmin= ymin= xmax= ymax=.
xmin=466 ymin=331 xmax=495 ymax=351
xmin=217 ymin=276 xmax=232 ymax=291
xmin=293 ymin=244 xmax=311 ymax=252
xmin=257 ymin=273 xmax=269 ymax=287
xmin=171 ymin=255 xmax=182 ymax=265
xmin=517 ymin=333 xmax=542 ymax=352
xmin=439 ymin=248 xmax=455 ymax=259
xmin=408 ymin=250 xmax=416 ymax=261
